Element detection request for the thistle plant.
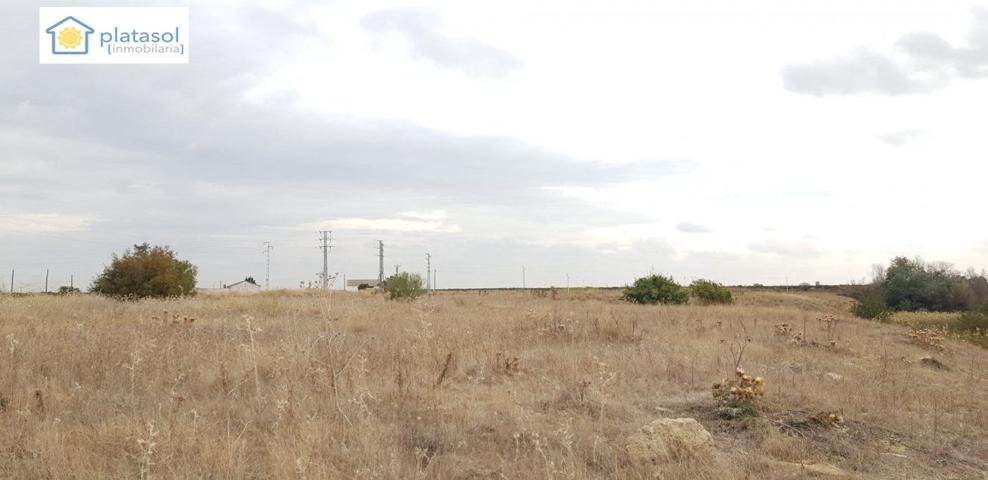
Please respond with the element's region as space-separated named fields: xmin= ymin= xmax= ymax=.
xmin=712 ymin=367 xmax=765 ymax=418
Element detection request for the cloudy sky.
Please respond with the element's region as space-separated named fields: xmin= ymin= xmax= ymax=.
xmin=2 ymin=0 xmax=988 ymax=290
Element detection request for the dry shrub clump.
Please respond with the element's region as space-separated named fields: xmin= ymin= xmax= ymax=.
xmin=907 ymin=327 xmax=947 ymax=351
xmin=774 ymin=315 xmax=841 ymax=349
xmin=809 ymin=410 xmax=846 ymax=430
xmin=712 ymin=367 xmax=766 ymax=418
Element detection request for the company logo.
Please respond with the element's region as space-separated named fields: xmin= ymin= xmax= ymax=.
xmin=46 ymin=16 xmax=94 ymax=55
xmin=39 ymin=7 xmax=189 ymax=64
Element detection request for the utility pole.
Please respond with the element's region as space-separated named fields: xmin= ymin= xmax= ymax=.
xmin=395 ymin=265 xmax=400 ymax=274
xmin=426 ymin=253 xmax=432 ymax=291
xmin=263 ymin=242 xmax=274 ymax=289
xmin=377 ymin=241 xmax=384 ymax=285
xmin=566 ymin=273 xmax=570 ymax=292
xmin=44 ymin=269 xmax=49 ymax=293
xmin=318 ymin=231 xmax=332 ymax=289
xmin=9 ymin=270 xmax=13 ymax=294
xmin=434 ymin=269 xmax=437 ymax=290
xmin=70 ymin=274 xmax=74 ymax=289
xmin=522 ymin=265 xmax=526 ymax=289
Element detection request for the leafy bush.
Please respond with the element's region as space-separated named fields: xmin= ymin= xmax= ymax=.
xmin=357 ymin=283 xmax=373 ymax=291
xmin=883 ymin=257 xmax=953 ymax=311
xmin=690 ymin=279 xmax=733 ymax=305
xmin=953 ymin=309 xmax=988 ymax=333
xmin=57 ymin=286 xmax=81 ymax=295
xmin=622 ymin=275 xmax=689 ymax=305
xmin=852 ymin=286 xmax=891 ymax=320
xmin=91 ymin=243 xmax=197 ymax=299
xmin=383 ymin=272 xmax=425 ymax=301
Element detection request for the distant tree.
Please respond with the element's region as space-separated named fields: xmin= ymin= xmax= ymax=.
xmin=91 ymin=243 xmax=197 ymax=299
xmin=357 ymin=283 xmax=373 ymax=291
xmin=622 ymin=275 xmax=689 ymax=305
xmin=884 ymin=257 xmax=953 ymax=311
xmin=57 ymin=286 xmax=81 ymax=295
xmin=856 ymin=256 xmax=988 ymax=315
xmin=383 ymin=272 xmax=425 ymax=301
xmin=690 ymin=279 xmax=734 ymax=305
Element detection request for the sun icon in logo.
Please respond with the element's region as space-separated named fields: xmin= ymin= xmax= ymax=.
xmin=57 ymin=27 xmax=84 ymax=49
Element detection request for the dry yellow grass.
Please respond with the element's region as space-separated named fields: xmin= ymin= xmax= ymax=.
xmin=2 ymin=289 xmax=988 ymax=479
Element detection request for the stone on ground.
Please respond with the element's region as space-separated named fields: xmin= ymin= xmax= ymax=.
xmin=626 ymin=418 xmax=715 ymax=465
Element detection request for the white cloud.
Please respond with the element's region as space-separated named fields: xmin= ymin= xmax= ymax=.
xmin=876 ymin=129 xmax=925 ymax=146
xmin=304 ymin=215 xmax=461 ymax=233
xmin=361 ymin=7 xmax=522 ymax=78
xmin=0 ymin=214 xmax=97 ymax=234
xmin=398 ymin=209 xmax=448 ymax=221
xmin=677 ymin=222 xmax=711 ymax=233
xmin=748 ymin=240 xmax=825 ymax=258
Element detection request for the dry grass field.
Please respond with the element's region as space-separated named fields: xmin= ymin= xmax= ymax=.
xmin=2 ymin=289 xmax=988 ymax=479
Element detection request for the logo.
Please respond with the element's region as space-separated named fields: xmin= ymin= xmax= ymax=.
xmin=46 ymin=16 xmax=94 ymax=55
xmin=39 ymin=7 xmax=189 ymax=64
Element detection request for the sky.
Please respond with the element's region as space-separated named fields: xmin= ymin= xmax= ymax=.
xmin=2 ymin=0 xmax=988 ymax=290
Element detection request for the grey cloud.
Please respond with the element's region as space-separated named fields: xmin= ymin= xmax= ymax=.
xmin=0 ymin=0 xmax=678 ymax=288
xmin=783 ymin=8 xmax=988 ymax=96
xmin=782 ymin=48 xmax=935 ymax=96
xmin=362 ymin=8 xmax=521 ymax=78
xmin=677 ymin=222 xmax=710 ymax=233
xmin=876 ymin=129 xmax=925 ymax=146
xmin=0 ymin=3 xmax=674 ymax=207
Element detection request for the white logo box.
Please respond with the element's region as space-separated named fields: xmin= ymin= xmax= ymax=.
xmin=40 ymin=7 xmax=189 ymax=64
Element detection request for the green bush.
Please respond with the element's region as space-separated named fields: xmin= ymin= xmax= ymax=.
xmin=57 ymin=286 xmax=81 ymax=295
xmin=875 ymin=257 xmax=988 ymax=312
xmin=690 ymin=279 xmax=734 ymax=305
xmin=383 ymin=272 xmax=425 ymax=301
xmin=91 ymin=243 xmax=197 ymax=299
xmin=953 ymin=309 xmax=988 ymax=333
xmin=852 ymin=286 xmax=891 ymax=321
xmin=622 ymin=275 xmax=689 ymax=305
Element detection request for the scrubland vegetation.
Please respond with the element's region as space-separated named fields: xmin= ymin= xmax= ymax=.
xmin=2 ymin=288 xmax=987 ymax=478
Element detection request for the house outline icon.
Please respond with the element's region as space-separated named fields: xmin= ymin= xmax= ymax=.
xmin=45 ymin=16 xmax=95 ymax=55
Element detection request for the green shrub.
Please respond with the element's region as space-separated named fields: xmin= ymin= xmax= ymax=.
xmin=357 ymin=283 xmax=373 ymax=291
xmin=622 ymin=275 xmax=689 ymax=305
xmin=57 ymin=286 xmax=81 ymax=295
xmin=91 ymin=243 xmax=197 ymax=299
xmin=690 ymin=279 xmax=733 ymax=305
xmin=383 ymin=272 xmax=425 ymax=301
xmin=953 ymin=309 xmax=988 ymax=333
xmin=852 ymin=286 xmax=891 ymax=321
